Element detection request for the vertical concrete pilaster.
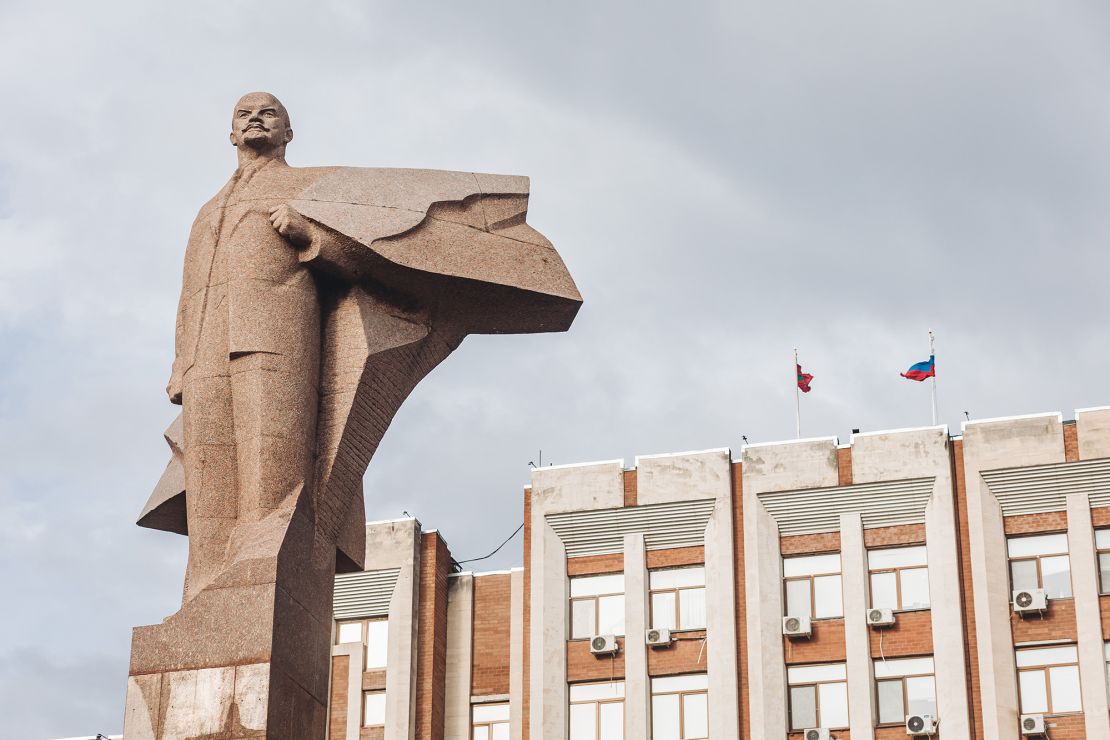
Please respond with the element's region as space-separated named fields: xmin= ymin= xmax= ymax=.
xmin=840 ymin=513 xmax=874 ymax=739
xmin=1067 ymin=493 xmax=1110 ymax=737
xmin=743 ymin=495 xmax=787 ymax=740
xmin=444 ymin=574 xmax=474 ymax=739
xmin=528 ymin=520 xmax=568 ymax=739
xmin=704 ymin=495 xmax=741 ymax=740
xmin=623 ymin=533 xmax=649 ymax=739
xmin=509 ymin=567 xmax=525 ymax=740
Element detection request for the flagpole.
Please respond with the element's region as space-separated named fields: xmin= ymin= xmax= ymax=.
xmin=929 ymin=330 xmax=937 ymax=426
xmin=794 ymin=348 xmax=801 ymax=439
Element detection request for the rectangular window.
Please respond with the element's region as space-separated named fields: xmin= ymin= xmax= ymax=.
xmin=363 ymin=690 xmax=386 ymax=727
xmin=1016 ymin=645 xmax=1082 ymax=715
xmin=868 ymin=546 xmax=930 ymax=611
xmin=570 ymin=574 xmax=625 ymax=639
xmin=1008 ymin=534 xmax=1073 ymax=599
xmin=336 ymin=618 xmax=389 ymax=669
xmin=651 ymin=673 xmax=708 ymax=740
xmin=1096 ymin=530 xmax=1110 ymax=594
xmin=783 ymin=554 xmax=843 ymax=619
xmin=569 ymin=681 xmax=624 ymax=740
xmin=873 ymin=656 xmax=936 ymax=725
xmin=787 ymin=663 xmax=848 ymax=730
xmin=650 ymin=567 xmax=706 ymax=631
xmin=472 ymin=702 xmax=509 ymax=740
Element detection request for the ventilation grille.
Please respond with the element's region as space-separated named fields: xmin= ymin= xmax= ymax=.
xmin=333 ymin=567 xmax=400 ymax=620
xmin=545 ymin=499 xmax=717 ymax=557
xmin=757 ymin=477 xmax=935 ymax=536
xmin=982 ymin=457 xmax=1110 ymax=515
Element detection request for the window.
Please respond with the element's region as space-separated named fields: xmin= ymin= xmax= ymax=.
xmin=868 ymin=546 xmax=930 ymax=611
xmin=1016 ymin=645 xmax=1082 ymax=715
xmin=787 ymin=663 xmax=849 ymax=730
xmin=363 ymin=690 xmax=386 ymax=728
xmin=569 ymin=681 xmax=624 ymax=740
xmin=783 ymin=554 xmax=843 ymax=619
xmin=1105 ymin=643 xmax=1110 ymax=704
xmin=1008 ymin=534 xmax=1072 ymax=599
xmin=472 ymin=703 xmax=509 ymax=740
xmin=570 ymin=574 xmax=625 ymax=639
xmin=1096 ymin=530 xmax=1110 ymax=594
xmin=874 ymin=657 xmax=937 ymax=725
xmin=336 ymin=618 xmax=389 ymax=668
xmin=651 ymin=673 xmax=708 ymax=740
xmin=650 ymin=567 xmax=706 ymax=631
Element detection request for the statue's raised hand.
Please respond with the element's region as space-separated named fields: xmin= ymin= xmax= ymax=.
xmin=268 ymin=203 xmax=312 ymax=247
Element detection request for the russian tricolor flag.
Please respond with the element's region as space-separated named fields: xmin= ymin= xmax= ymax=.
xmin=901 ymin=355 xmax=936 ymax=382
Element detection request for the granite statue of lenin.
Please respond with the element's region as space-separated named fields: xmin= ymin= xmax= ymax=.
xmin=124 ymin=92 xmax=581 ymax=739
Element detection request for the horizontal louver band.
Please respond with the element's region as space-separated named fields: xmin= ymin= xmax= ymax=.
xmin=758 ymin=477 xmax=936 ymax=536
xmin=546 ymin=499 xmax=718 ymax=557
xmin=333 ymin=567 xmax=401 ymax=620
xmin=981 ymin=457 xmax=1110 ymax=516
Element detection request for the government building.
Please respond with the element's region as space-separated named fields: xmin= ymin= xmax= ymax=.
xmin=323 ymin=406 xmax=1110 ymax=740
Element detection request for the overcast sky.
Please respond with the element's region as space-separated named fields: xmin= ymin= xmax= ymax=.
xmin=3 ymin=1 xmax=1110 ymax=735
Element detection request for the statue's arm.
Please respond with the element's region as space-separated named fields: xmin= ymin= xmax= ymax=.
xmin=269 ymin=204 xmax=367 ymax=283
xmin=166 ymin=214 xmax=208 ymax=404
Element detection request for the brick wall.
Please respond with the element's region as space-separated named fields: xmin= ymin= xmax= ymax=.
xmin=567 ymin=639 xmax=625 ymax=682
xmin=1064 ymin=421 xmax=1080 ymax=462
xmin=567 ymin=553 xmax=623 ymax=577
xmin=646 ymin=546 xmax=704 ymax=569
xmin=329 ymin=654 xmax=350 ymax=740
xmin=837 ymin=446 xmax=853 ymax=486
xmin=781 ymin=531 xmax=841 ymax=556
xmin=732 ymin=462 xmax=751 ymax=740
xmin=784 ymin=619 xmax=846 ymax=664
xmin=863 ymin=523 xmax=926 ymax=548
xmin=953 ymin=439 xmax=985 ymax=739
xmin=415 ymin=532 xmax=450 ymax=740
xmin=1011 ymin=599 xmax=1077 ymax=643
xmin=471 ymin=573 xmax=512 ymax=696
xmin=646 ymin=631 xmax=708 ymax=676
xmin=868 ymin=610 xmax=932 ymax=658
xmin=1003 ymin=510 xmax=1069 ymax=536
xmin=623 ymin=469 xmax=637 ymax=507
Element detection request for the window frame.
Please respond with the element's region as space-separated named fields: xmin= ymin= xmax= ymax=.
xmin=1007 ymin=533 xmax=1073 ymax=600
xmin=569 ymin=574 xmax=626 ymax=639
xmin=783 ymin=554 xmax=843 ymax=620
xmin=569 ymin=681 xmax=625 ymax=740
xmin=651 ymin=674 xmax=709 ymax=740
xmin=362 ymin=689 xmax=386 ymax=728
xmin=874 ymin=665 xmax=936 ymax=726
xmin=867 ymin=546 xmax=930 ymax=612
xmin=649 ymin=566 xmax=707 ymax=632
xmin=1096 ymin=529 xmax=1110 ymax=594
xmin=471 ymin=702 xmax=510 ymax=739
xmin=1016 ymin=646 xmax=1083 ymax=716
xmin=787 ymin=663 xmax=849 ymax=731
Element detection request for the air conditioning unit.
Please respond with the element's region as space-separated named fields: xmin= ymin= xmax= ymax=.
xmin=804 ymin=729 xmax=831 ymax=740
xmin=1020 ymin=713 xmax=1046 ymax=735
xmin=783 ymin=615 xmax=812 ymax=638
xmin=1013 ymin=589 xmax=1047 ymax=613
xmin=646 ymin=627 xmax=672 ymax=646
xmin=867 ymin=608 xmax=896 ymax=627
xmin=905 ymin=713 xmax=937 ymax=735
xmin=589 ymin=634 xmax=619 ymax=655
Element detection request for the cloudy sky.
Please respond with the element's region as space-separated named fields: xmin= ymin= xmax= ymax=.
xmin=3 ymin=1 xmax=1110 ymax=735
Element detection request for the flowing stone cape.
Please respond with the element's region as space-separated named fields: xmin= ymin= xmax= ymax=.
xmin=138 ymin=167 xmax=581 ymax=570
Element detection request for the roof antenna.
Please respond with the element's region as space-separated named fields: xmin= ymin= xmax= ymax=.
xmin=741 ymin=435 xmax=749 ymax=445
xmin=528 ymin=449 xmax=542 ymax=469
xmin=964 ymin=411 xmax=971 ymax=421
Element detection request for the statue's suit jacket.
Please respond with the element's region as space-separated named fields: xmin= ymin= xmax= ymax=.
xmin=150 ymin=164 xmax=582 ymax=569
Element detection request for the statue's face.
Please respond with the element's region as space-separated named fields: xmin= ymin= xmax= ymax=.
xmin=230 ymin=93 xmax=292 ymax=152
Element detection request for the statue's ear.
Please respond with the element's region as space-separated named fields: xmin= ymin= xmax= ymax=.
xmin=229 ymin=131 xmax=237 ymax=147
xmin=285 ymin=128 xmax=294 ymax=145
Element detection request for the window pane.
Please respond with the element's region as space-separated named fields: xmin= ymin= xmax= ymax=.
xmin=570 ymin=682 xmax=625 ymax=701
xmin=473 ymin=727 xmax=489 ymax=740
xmin=905 ymin=676 xmax=937 ymax=718
xmin=683 ymin=693 xmax=709 ymax=738
xmin=785 ymin=579 xmax=812 ymax=618
xmin=1097 ymin=529 xmax=1110 ymax=550
xmin=571 ymin=574 xmax=625 ymax=597
xmin=899 ymin=567 xmax=931 ymax=609
xmin=789 ymin=686 xmax=816 ymax=731
xmin=365 ymin=620 xmax=388 ymax=668
xmin=650 ymin=567 xmax=705 ymax=590
xmin=818 ymin=681 xmax=849 ymax=728
xmin=1008 ymin=534 xmax=1068 ymax=557
xmin=813 ymin=575 xmax=843 ymax=618
xmin=784 ymin=553 xmax=842 ymax=577
xmin=870 ymin=572 xmax=898 ymax=610
xmin=877 ymin=679 xmax=905 ymax=724
xmin=569 ymin=703 xmax=596 ymax=740
xmin=1011 ymin=560 xmax=1039 ymax=593
xmin=873 ymin=657 xmax=935 ymax=679
xmin=1049 ymin=665 xmax=1082 ymax=713
xmin=1099 ymin=553 xmax=1110 ymax=594
xmin=1018 ymin=670 xmax=1048 ymax=714
xmin=363 ymin=692 xmax=386 ymax=726
xmin=652 ymin=694 xmax=680 ymax=740
xmin=868 ymin=546 xmax=928 ymax=570
xmin=597 ymin=595 xmax=625 ymax=635
xmin=337 ymin=621 xmax=363 ymax=644
xmin=473 ymin=704 xmax=510 ymax=722
xmin=1041 ymin=555 xmax=1073 ymax=599
xmin=572 ymin=600 xmax=596 ymax=640
xmin=679 ymin=588 xmax=707 ymax=629
xmin=598 ymin=702 xmax=623 ymax=740
xmin=653 ymin=674 xmax=709 ymax=693
xmin=788 ymin=663 xmax=847 ymax=683
xmin=491 ymin=724 xmax=509 ymax=740
xmin=651 ymin=592 xmax=676 ymax=631
xmin=1016 ymin=646 xmax=1078 ymax=668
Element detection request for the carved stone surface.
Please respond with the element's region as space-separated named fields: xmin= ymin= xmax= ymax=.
xmin=125 ymin=92 xmax=580 ymax=739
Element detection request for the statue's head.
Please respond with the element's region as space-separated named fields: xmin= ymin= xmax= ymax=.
xmin=229 ymin=92 xmax=292 ymax=155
